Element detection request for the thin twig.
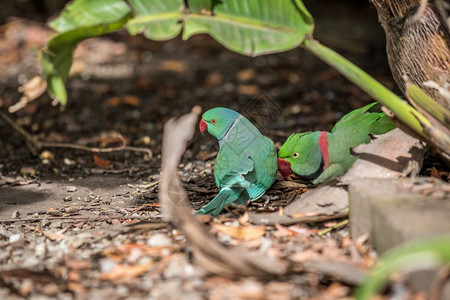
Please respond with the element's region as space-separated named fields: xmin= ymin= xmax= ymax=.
xmin=40 ymin=141 xmax=153 ymax=159
xmin=0 ymin=110 xmax=153 ymax=160
xmin=0 ymin=215 xmax=154 ymax=224
xmin=128 ymin=203 xmax=160 ymax=214
xmin=0 ymin=111 xmax=41 ymax=151
xmin=318 ymin=219 xmax=349 ymax=236
xmin=430 ymin=264 xmax=450 ymax=300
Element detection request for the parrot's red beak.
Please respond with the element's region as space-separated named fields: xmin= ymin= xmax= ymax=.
xmin=278 ymin=158 xmax=292 ymax=180
xmin=199 ymin=119 xmax=207 ymax=135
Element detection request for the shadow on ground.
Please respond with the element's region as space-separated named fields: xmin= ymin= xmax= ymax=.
xmin=0 ymin=175 xmax=136 ymax=219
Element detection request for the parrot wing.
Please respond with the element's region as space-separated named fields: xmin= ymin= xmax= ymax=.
xmin=331 ymin=102 xmax=394 ymax=136
xmin=214 ymin=149 xmax=254 ymax=188
xmin=243 ymin=136 xmax=278 ymax=202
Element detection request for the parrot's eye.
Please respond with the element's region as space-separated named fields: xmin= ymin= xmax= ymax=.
xmin=210 ymin=119 xmax=217 ymax=125
xmin=293 ymin=152 xmax=299 ymax=158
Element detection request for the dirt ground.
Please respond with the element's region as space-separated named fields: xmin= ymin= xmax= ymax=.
xmin=0 ymin=2 xmax=448 ymax=299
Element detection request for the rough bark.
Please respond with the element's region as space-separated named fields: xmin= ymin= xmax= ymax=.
xmin=371 ymin=0 xmax=450 ymax=108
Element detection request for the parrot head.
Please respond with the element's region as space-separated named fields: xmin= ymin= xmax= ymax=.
xmin=278 ymin=131 xmax=324 ymax=180
xmin=199 ymin=107 xmax=240 ymax=140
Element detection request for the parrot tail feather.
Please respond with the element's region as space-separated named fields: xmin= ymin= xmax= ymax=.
xmin=196 ymin=187 xmax=243 ymax=215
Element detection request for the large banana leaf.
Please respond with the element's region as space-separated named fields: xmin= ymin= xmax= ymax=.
xmin=41 ymin=0 xmax=131 ymax=104
xmin=183 ymin=0 xmax=313 ymax=55
xmin=126 ymin=0 xmax=184 ymax=40
xmin=127 ymin=0 xmax=313 ymax=55
xmin=41 ymin=0 xmax=314 ymax=104
xmin=49 ymin=0 xmax=131 ymax=32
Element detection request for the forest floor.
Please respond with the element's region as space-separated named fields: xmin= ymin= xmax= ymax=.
xmin=0 ymin=9 xmax=447 ymax=299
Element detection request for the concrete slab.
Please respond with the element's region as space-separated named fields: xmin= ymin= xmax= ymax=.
xmin=349 ymin=177 xmax=450 ymax=295
xmin=349 ymin=178 xmax=450 ymax=252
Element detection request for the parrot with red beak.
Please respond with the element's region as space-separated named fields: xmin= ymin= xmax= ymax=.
xmin=198 ymin=107 xmax=277 ymax=215
xmin=278 ymin=102 xmax=395 ymax=184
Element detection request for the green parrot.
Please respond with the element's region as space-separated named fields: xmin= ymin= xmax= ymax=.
xmin=278 ymin=102 xmax=395 ymax=184
xmin=198 ymin=107 xmax=277 ymax=215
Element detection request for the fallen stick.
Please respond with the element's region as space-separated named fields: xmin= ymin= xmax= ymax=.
xmin=0 ymin=111 xmax=152 ymax=160
xmin=0 ymin=215 xmax=158 ymax=224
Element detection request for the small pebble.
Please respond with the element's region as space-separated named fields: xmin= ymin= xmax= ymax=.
xmin=441 ymin=185 xmax=450 ymax=192
xmin=47 ymin=208 xmax=62 ymax=216
xmin=11 ymin=210 xmax=20 ymax=219
xmin=63 ymin=196 xmax=73 ymax=202
xmin=66 ymin=186 xmax=77 ymax=192
xmin=147 ymin=233 xmax=172 ymax=247
xmin=9 ymin=233 xmax=21 ymax=243
xmin=64 ymin=158 xmax=75 ymax=165
xmin=431 ymin=190 xmax=446 ymax=199
xmin=411 ymin=182 xmax=434 ymax=193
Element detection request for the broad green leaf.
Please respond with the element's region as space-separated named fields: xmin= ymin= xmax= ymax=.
xmin=188 ymin=0 xmax=212 ymax=13
xmin=43 ymin=0 xmax=314 ymax=104
xmin=183 ymin=0 xmax=314 ymax=56
xmin=126 ymin=0 xmax=185 ymax=40
xmin=50 ymin=0 xmax=130 ymax=32
xmin=356 ymin=236 xmax=450 ymax=300
xmin=41 ymin=0 xmax=131 ymax=104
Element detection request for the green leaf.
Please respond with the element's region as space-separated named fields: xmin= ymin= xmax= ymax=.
xmin=302 ymin=39 xmax=431 ymax=138
xmin=43 ymin=0 xmax=314 ymax=104
xmin=50 ymin=0 xmax=131 ymax=32
xmin=41 ymin=0 xmax=131 ymax=104
xmin=356 ymin=236 xmax=450 ymax=300
xmin=187 ymin=0 xmax=212 ymax=13
xmin=126 ymin=0 xmax=185 ymax=40
xmin=183 ymin=0 xmax=314 ymax=56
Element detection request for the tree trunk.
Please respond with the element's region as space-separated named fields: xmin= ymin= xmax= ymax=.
xmin=371 ymin=0 xmax=450 ymax=108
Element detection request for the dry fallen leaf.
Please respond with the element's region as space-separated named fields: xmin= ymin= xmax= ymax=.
xmin=273 ymin=224 xmax=296 ymax=238
xmin=10 ymin=76 xmax=47 ymax=113
xmin=65 ymin=260 xmax=92 ymax=270
xmin=203 ymin=71 xmax=223 ymax=87
xmin=238 ymin=212 xmax=250 ymax=225
xmin=289 ymin=250 xmax=321 ymax=263
xmin=237 ymin=84 xmax=259 ymax=95
xmin=67 ymin=282 xmax=86 ymax=294
xmin=323 ymin=282 xmax=350 ymax=299
xmin=43 ymin=231 xmax=65 ymax=241
xmin=106 ymin=96 xmax=121 ymax=107
xmin=213 ymin=224 xmax=265 ymax=241
xmin=93 ymin=155 xmax=110 ymax=168
xmin=122 ymin=95 xmax=141 ymax=107
xmin=431 ymin=166 xmax=443 ymax=180
xmin=99 ymin=263 xmax=152 ymax=283
xmin=105 ymin=95 xmax=140 ymax=107
xmin=160 ymin=60 xmax=186 ymax=72
xmin=236 ymin=69 xmax=255 ymax=82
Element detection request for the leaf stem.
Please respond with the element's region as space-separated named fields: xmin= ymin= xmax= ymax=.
xmin=302 ymin=38 xmax=431 ymax=139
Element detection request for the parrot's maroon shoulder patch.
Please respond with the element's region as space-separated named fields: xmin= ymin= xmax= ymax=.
xmin=318 ymin=131 xmax=330 ymax=170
